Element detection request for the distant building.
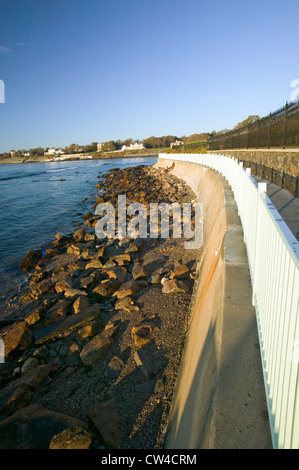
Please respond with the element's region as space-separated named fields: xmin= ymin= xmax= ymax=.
xmin=170 ymin=140 xmax=184 ymax=148
xmin=121 ymin=142 xmax=145 ymax=151
xmin=10 ymin=151 xmax=16 ymax=158
xmin=22 ymin=151 xmax=33 ymax=157
xmin=97 ymin=143 xmax=103 ymax=152
xmin=44 ymin=148 xmax=64 ymax=156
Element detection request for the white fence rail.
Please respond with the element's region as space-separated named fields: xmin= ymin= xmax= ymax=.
xmin=159 ymin=153 xmax=299 ymax=449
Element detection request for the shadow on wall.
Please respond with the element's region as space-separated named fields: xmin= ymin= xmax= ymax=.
xmin=156 ymin=158 xmax=272 ymax=449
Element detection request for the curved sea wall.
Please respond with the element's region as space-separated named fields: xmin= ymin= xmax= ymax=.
xmin=154 ymin=158 xmax=271 ymax=449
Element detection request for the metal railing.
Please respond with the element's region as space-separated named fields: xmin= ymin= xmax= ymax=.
xmin=238 ymin=161 xmax=299 ymax=198
xmin=159 ymin=153 xmax=299 ymax=449
xmin=207 ymin=100 xmax=299 ymax=150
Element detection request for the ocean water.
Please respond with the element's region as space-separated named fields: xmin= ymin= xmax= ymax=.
xmin=0 ymin=156 xmax=157 ymax=307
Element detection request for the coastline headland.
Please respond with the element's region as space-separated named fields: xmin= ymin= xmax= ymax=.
xmin=0 ymin=149 xmax=160 ymax=165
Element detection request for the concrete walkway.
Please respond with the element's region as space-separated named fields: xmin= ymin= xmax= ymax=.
xmin=254 ymin=176 xmax=299 ymax=241
xmin=205 ymin=175 xmax=273 ymax=449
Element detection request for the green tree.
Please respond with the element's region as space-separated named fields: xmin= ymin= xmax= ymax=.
xmin=234 ymin=115 xmax=260 ymax=129
xmin=102 ymin=141 xmax=117 ymax=152
xmin=64 ymin=143 xmax=80 ymax=154
xmin=122 ymin=138 xmax=133 ymax=147
xmin=29 ymin=147 xmax=44 ymax=156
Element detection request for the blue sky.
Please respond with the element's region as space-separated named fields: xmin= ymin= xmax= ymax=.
xmin=0 ymin=0 xmax=299 ymax=152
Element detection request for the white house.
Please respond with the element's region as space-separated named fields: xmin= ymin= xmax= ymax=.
xmin=121 ymin=142 xmax=145 ymax=151
xmin=170 ymin=140 xmax=184 ymax=148
xmin=44 ymin=148 xmax=64 ymax=156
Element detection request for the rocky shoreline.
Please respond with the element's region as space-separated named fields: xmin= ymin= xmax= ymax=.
xmin=0 ymin=163 xmax=201 ymax=449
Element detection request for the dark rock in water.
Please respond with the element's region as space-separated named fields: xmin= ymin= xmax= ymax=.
xmin=73 ymin=228 xmax=86 ymax=242
xmin=49 ymin=426 xmax=94 ymax=449
xmin=0 ymin=403 xmax=88 ymax=449
xmin=19 ymin=250 xmax=43 ymax=272
xmin=31 ymin=279 xmax=53 ymax=298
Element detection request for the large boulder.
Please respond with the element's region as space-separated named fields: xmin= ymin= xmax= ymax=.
xmin=3 ymin=321 xmax=33 ymax=358
xmin=49 ymin=426 xmax=93 ymax=449
xmin=88 ymin=398 xmax=121 ymax=449
xmin=19 ymin=250 xmax=43 ymax=272
xmin=80 ymin=335 xmax=112 ymax=367
xmin=0 ymin=404 xmax=88 ymax=449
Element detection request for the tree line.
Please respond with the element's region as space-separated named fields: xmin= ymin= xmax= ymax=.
xmin=0 ymin=115 xmax=261 ymax=159
xmin=0 ymin=132 xmax=211 ymax=158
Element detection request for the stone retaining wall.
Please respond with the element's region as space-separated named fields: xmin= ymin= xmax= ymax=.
xmin=208 ymin=149 xmax=299 ymax=177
